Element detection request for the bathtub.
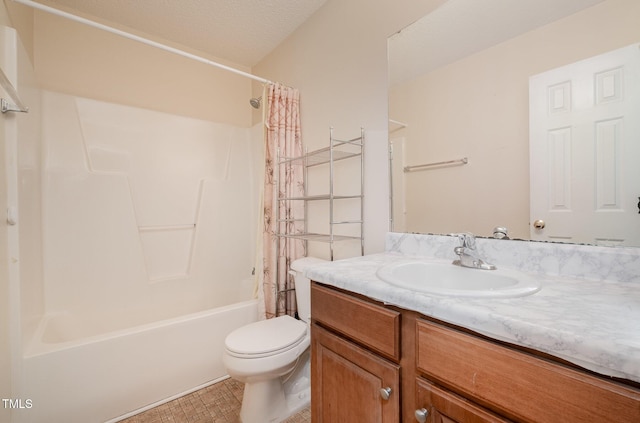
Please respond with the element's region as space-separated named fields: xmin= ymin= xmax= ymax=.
xmin=18 ymin=299 xmax=258 ymax=423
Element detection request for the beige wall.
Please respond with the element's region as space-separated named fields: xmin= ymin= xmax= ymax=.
xmin=390 ymin=0 xmax=640 ymax=239
xmin=254 ymin=0 xmax=447 ymax=254
xmin=32 ymin=11 xmax=253 ymax=126
xmin=4 ymin=0 xmax=33 ymax=61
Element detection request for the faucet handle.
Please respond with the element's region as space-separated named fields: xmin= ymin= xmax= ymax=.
xmin=456 ymin=232 xmax=476 ymax=249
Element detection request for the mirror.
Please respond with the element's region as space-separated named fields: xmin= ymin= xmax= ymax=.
xmin=388 ymin=0 xmax=640 ymax=246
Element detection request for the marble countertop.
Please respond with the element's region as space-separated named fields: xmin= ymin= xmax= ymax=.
xmin=305 ymin=233 xmax=640 ymax=384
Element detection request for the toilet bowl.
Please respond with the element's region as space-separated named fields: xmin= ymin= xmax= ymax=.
xmin=223 ymin=257 xmax=325 ymax=423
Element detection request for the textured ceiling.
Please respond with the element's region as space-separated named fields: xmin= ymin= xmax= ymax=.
xmin=389 ymin=0 xmax=604 ymax=85
xmin=33 ymin=0 xmax=328 ymax=66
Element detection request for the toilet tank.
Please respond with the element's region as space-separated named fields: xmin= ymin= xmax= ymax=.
xmin=290 ymin=257 xmax=326 ymax=323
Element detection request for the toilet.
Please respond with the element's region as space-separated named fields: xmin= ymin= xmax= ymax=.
xmin=223 ymin=257 xmax=325 ymax=423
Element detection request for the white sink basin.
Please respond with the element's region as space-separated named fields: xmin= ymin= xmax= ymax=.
xmin=376 ymin=260 xmax=541 ymax=298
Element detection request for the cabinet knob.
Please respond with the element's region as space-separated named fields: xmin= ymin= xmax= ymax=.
xmin=415 ymin=408 xmax=429 ymax=422
xmin=379 ymin=387 xmax=392 ymax=400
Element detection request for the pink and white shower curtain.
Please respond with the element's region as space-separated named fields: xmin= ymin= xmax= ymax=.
xmin=256 ymin=83 xmax=305 ymax=319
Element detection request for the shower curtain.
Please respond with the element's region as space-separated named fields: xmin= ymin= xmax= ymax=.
xmin=256 ymin=83 xmax=305 ymax=319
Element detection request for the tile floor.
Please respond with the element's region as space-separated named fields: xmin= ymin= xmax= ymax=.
xmin=119 ymin=378 xmax=311 ymax=423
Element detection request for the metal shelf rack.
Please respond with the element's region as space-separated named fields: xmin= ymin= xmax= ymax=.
xmin=275 ymin=127 xmax=365 ymax=261
xmin=273 ymin=127 xmax=364 ymax=316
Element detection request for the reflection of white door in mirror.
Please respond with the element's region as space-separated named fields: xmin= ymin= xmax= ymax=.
xmin=530 ymin=43 xmax=640 ymax=246
xmin=389 ymin=137 xmax=406 ymax=232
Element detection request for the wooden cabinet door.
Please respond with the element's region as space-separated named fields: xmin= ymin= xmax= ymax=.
xmin=312 ymin=323 xmax=400 ymax=422
xmin=415 ymin=378 xmax=511 ymax=423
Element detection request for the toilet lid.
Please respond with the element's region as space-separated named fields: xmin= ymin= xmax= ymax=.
xmin=225 ymin=315 xmax=307 ymax=357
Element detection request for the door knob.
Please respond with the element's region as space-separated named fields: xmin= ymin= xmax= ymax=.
xmin=415 ymin=408 xmax=429 ymax=422
xmin=379 ymin=387 xmax=392 ymax=400
xmin=533 ymin=219 xmax=545 ymax=229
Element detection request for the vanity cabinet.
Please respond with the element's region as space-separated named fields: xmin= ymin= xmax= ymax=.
xmin=311 ymin=282 xmax=640 ymax=423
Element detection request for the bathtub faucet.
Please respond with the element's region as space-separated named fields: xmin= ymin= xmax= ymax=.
xmin=452 ymin=232 xmax=496 ymax=270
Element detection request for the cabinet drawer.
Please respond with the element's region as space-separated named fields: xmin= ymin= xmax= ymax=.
xmin=416 ymin=319 xmax=640 ymax=423
xmin=416 ymin=378 xmax=512 ymax=423
xmin=311 ymin=283 xmax=400 ymax=361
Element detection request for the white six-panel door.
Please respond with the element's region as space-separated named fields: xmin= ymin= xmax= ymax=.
xmin=530 ymin=43 xmax=640 ymax=246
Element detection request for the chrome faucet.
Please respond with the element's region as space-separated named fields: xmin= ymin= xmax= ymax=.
xmin=452 ymin=233 xmax=496 ymax=270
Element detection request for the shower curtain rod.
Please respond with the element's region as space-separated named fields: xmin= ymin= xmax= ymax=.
xmin=12 ymin=0 xmax=273 ymax=85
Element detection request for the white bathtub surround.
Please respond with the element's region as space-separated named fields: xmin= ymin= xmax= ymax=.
xmin=10 ymin=91 xmax=263 ymax=423
xmin=41 ymin=91 xmax=260 ymax=319
xmin=305 ymin=232 xmax=640 ymax=383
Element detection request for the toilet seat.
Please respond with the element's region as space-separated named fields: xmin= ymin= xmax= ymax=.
xmin=225 ymin=315 xmax=307 ymax=358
